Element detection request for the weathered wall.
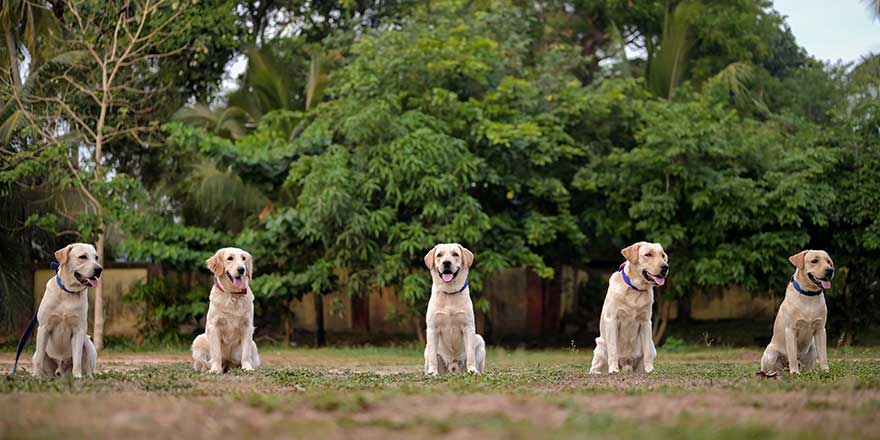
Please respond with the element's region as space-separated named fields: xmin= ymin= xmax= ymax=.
xmin=33 ymin=267 xmax=148 ymax=337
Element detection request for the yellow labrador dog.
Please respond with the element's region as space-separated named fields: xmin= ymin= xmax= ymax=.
xmin=423 ymin=243 xmax=486 ymax=375
xmin=192 ymin=247 xmax=261 ymax=373
xmin=760 ymin=250 xmax=834 ymax=376
xmin=590 ymin=241 xmax=668 ymax=374
xmin=32 ymin=243 xmax=101 ymax=378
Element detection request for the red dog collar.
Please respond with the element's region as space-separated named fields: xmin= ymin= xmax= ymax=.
xmin=214 ymin=278 xmax=248 ymax=295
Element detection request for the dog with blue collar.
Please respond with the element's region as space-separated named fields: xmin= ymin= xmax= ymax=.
xmin=760 ymin=250 xmax=834 ymax=376
xmin=29 ymin=243 xmax=102 ymax=378
xmin=591 ymin=241 xmax=669 ymax=374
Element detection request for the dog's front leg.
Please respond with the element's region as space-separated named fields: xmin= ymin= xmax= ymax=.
xmin=209 ymin=330 xmax=223 ymax=374
xmin=784 ymin=327 xmax=800 ymax=374
xmin=815 ymin=327 xmax=829 ymax=371
xmin=71 ymin=330 xmax=85 ymax=378
xmin=606 ymin=317 xmax=620 ymax=374
xmin=241 ymin=324 xmax=255 ymax=371
xmin=32 ymin=324 xmax=49 ymax=378
xmin=640 ymin=319 xmax=655 ymax=373
xmin=424 ymin=327 xmax=440 ymax=375
xmin=464 ymin=325 xmax=479 ymax=374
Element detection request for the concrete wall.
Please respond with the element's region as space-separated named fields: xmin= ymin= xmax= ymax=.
xmin=33 ymin=265 xmax=780 ymax=339
xmin=34 ymin=267 xmax=148 ymax=337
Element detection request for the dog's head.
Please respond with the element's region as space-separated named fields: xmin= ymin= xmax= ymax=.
xmin=424 ymin=243 xmax=474 ymax=285
xmin=55 ymin=243 xmax=103 ymax=289
xmin=621 ymin=241 xmax=669 ymax=287
xmin=790 ymin=250 xmax=834 ymax=290
xmin=207 ymin=247 xmax=254 ymax=291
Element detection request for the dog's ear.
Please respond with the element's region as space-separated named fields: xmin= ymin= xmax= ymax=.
xmin=206 ymin=249 xmax=225 ymax=276
xmin=424 ymin=245 xmax=437 ymax=270
xmin=245 ymin=251 xmax=254 ymax=279
xmin=789 ymin=250 xmax=808 ymax=269
xmin=621 ymin=242 xmax=642 ymax=264
xmin=54 ymin=244 xmax=72 ymax=266
xmin=459 ymin=244 xmax=475 ymax=269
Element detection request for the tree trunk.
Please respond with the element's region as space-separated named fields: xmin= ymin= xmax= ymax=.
xmin=313 ymin=293 xmax=325 ymax=347
xmin=4 ymin=30 xmax=22 ymax=92
xmin=652 ymin=297 xmax=672 ymax=345
xmin=93 ymin=227 xmax=106 ymax=350
xmin=414 ymin=317 xmax=425 ymax=345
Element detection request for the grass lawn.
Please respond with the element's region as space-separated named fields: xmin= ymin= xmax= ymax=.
xmin=1 ymin=345 xmax=879 ymax=439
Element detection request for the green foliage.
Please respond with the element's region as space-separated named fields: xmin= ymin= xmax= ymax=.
xmin=123 ymin=278 xmax=209 ymax=342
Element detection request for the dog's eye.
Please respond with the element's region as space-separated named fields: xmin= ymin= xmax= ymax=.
xmin=242 ymin=255 xmax=246 ymax=260
xmin=78 ymin=255 xmax=87 ymax=260
xmin=437 ymin=252 xmax=444 ymax=257
xmin=227 ymin=256 xmax=233 ymax=261
xmin=811 ymin=259 xmax=819 ymax=264
xmin=452 ymin=252 xmax=459 ymax=257
xmin=645 ymin=252 xmax=653 ymax=257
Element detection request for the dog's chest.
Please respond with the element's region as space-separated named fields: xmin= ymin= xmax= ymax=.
xmin=614 ymin=291 xmax=653 ymax=321
xmin=430 ymin=304 xmax=471 ymax=330
xmin=46 ymin=295 xmax=85 ymax=328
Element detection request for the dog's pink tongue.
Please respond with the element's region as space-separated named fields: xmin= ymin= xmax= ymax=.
xmin=821 ymin=280 xmax=831 ymax=289
xmin=233 ymin=277 xmax=246 ymax=290
xmin=651 ymin=275 xmax=666 ymax=286
xmin=442 ymin=273 xmax=454 ymax=282
xmin=83 ymin=278 xmax=98 ymax=288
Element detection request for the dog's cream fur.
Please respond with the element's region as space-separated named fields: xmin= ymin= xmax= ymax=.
xmin=32 ymin=243 xmax=100 ymax=378
xmin=591 ymin=242 xmax=668 ymax=374
xmin=192 ymin=247 xmax=261 ymax=373
xmin=423 ymin=243 xmax=486 ymax=375
xmin=760 ymin=250 xmax=834 ymax=376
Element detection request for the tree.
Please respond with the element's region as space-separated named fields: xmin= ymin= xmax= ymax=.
xmin=1 ymin=0 xmax=192 ymax=350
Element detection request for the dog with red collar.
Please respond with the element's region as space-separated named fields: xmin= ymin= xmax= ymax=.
xmin=192 ymin=247 xmax=261 ymax=373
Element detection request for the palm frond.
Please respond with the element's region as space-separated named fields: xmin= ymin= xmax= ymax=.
xmin=305 ymin=50 xmax=330 ymax=111
xmin=647 ymin=1 xmax=699 ymax=99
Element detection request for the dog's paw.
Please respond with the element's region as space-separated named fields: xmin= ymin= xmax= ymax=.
xmin=644 ymin=364 xmax=655 ymax=373
xmin=789 ymin=369 xmax=800 ymax=375
xmin=425 ymin=368 xmax=439 ymax=376
xmin=467 ymin=367 xmax=480 ymax=375
xmin=589 ymin=369 xmax=602 ymax=375
xmin=209 ymin=365 xmax=223 ymax=374
xmin=241 ymin=362 xmax=255 ymax=371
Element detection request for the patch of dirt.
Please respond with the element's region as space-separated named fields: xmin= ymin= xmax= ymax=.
xmin=570 ymin=389 xmax=880 ymax=438
xmin=351 ymin=393 xmax=569 ymax=426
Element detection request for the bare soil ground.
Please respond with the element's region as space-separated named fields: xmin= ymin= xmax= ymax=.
xmin=1 ymin=346 xmax=879 ymax=439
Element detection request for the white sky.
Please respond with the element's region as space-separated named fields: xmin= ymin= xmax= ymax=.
xmin=772 ymin=0 xmax=879 ymax=64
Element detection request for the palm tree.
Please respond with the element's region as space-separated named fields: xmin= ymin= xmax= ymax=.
xmin=0 ymin=0 xmax=60 ymax=93
xmin=645 ymin=0 xmax=699 ymax=99
xmin=175 ymin=46 xmax=331 ymax=138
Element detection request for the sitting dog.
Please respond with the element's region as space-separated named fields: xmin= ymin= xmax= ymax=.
xmin=423 ymin=243 xmax=486 ymax=375
xmin=32 ymin=243 xmax=101 ymax=378
xmin=192 ymin=247 xmax=261 ymax=373
xmin=590 ymin=241 xmax=668 ymax=374
xmin=760 ymin=250 xmax=834 ymax=376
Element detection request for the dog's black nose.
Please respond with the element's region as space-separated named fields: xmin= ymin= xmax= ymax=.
xmin=442 ymin=260 xmax=452 ymax=268
xmin=94 ymin=266 xmax=103 ymax=278
xmin=660 ymin=264 xmax=669 ymax=276
xmin=237 ymin=266 xmax=246 ymax=275
xmin=825 ymin=267 xmax=834 ymax=278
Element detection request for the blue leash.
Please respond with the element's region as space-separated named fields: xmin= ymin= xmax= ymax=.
xmin=8 ymin=262 xmax=62 ymax=377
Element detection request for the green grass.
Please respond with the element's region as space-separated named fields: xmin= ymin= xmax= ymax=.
xmin=1 ymin=346 xmax=879 ymax=439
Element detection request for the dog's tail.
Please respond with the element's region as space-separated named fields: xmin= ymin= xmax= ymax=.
xmin=7 ymin=313 xmax=38 ymax=377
